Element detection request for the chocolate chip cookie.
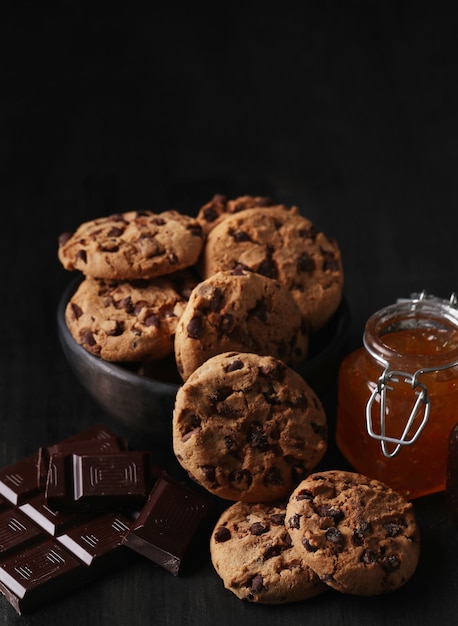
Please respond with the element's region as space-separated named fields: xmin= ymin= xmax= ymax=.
xmin=174 ymin=268 xmax=309 ymax=381
xmin=200 ymin=206 xmax=343 ymax=331
xmin=196 ymin=194 xmax=299 ymax=236
xmin=172 ymin=352 xmax=327 ymax=502
xmin=285 ymin=470 xmax=420 ymax=596
xmin=65 ymin=271 xmax=198 ymax=361
xmin=210 ymin=500 xmax=327 ymax=603
xmin=58 ymin=210 xmax=204 ymax=280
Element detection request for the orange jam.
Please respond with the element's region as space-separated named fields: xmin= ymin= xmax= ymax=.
xmin=336 ymin=295 xmax=458 ymax=500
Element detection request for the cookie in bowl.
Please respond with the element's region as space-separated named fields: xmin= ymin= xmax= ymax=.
xmin=58 ymin=210 xmax=204 ymax=280
xmin=199 ymin=205 xmax=343 ymax=331
xmin=174 ymin=267 xmax=309 ymax=381
xmin=65 ymin=270 xmax=198 ymax=362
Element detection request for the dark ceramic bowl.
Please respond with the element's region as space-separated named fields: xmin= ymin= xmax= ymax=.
xmin=57 ymin=278 xmax=351 ymax=445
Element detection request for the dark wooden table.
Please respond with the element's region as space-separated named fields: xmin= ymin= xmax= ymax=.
xmin=2 ymin=3 xmax=458 ymax=624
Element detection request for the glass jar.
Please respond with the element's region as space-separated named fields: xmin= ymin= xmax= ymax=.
xmin=336 ymin=292 xmax=458 ymax=500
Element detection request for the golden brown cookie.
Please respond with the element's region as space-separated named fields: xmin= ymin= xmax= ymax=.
xmin=65 ymin=271 xmax=198 ymax=361
xmin=210 ymin=500 xmax=327 ymax=603
xmin=58 ymin=210 xmax=204 ymax=280
xmin=174 ymin=268 xmax=309 ymax=381
xmin=172 ymin=352 xmax=327 ymax=502
xmin=285 ymin=470 xmax=420 ymax=596
xmin=200 ymin=206 xmax=343 ymax=331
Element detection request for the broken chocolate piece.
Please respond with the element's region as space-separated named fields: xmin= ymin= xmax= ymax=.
xmin=37 ymin=424 xmax=129 ymax=487
xmin=123 ymin=474 xmax=211 ymax=575
xmin=45 ymin=451 xmax=156 ymax=512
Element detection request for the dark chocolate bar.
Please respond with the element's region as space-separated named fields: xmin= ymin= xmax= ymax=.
xmin=0 ymin=425 xmax=210 ymax=615
xmin=123 ymin=474 xmax=211 ymax=575
xmin=45 ymin=451 xmax=155 ymax=512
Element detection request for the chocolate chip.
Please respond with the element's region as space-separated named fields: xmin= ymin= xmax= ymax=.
xmin=81 ymin=330 xmax=97 ymax=346
xmin=223 ymin=435 xmax=237 ymax=451
xmin=361 ymin=549 xmax=378 ymax=564
xmin=151 ymin=217 xmax=166 ymax=225
xmin=263 ymin=383 xmax=280 ymax=404
xmin=317 ymin=505 xmax=344 ymax=524
xmin=297 ymin=251 xmax=316 ymax=273
xmin=249 ymin=574 xmax=264 ymax=593
xmin=117 ymin=296 xmax=134 ymax=314
xmin=229 ymin=469 xmax=252 ymax=488
xmin=270 ymin=513 xmax=286 ymax=526
xmin=384 ymin=522 xmax=402 ymax=537
xmin=295 ymin=489 xmax=314 ymax=501
xmin=380 ymin=553 xmax=401 ymax=572
xmin=106 ymin=320 xmax=124 ymax=336
xmin=186 ymin=316 xmax=203 ymax=339
xmin=352 ymin=522 xmax=372 ymax=546
xmin=209 ymin=387 xmax=232 ymax=403
xmin=107 ymin=226 xmax=124 ymax=237
xmin=250 ymin=522 xmax=269 ymax=536
xmin=321 ymin=249 xmax=340 ymax=272
xmin=144 ymin=314 xmax=160 ymax=327
xmin=214 ymin=526 xmax=231 ymax=542
xmin=70 ymin=302 xmax=83 ymax=320
xmin=303 ymin=538 xmax=318 ymax=552
xmin=249 ymin=424 xmax=269 ymax=451
xmin=288 ymin=514 xmax=301 ymax=529
xmin=311 ymin=422 xmax=327 ymax=438
xmin=203 ymin=207 xmax=219 ymax=223
xmin=257 ymin=258 xmax=277 ymax=279
xmin=298 ymin=226 xmax=317 ymax=240
xmin=258 ymin=362 xmax=286 ymax=382
xmin=263 ymin=467 xmax=284 ymax=486
xmin=76 ymin=249 xmax=87 ymax=263
xmin=201 ymin=465 xmax=216 ymax=483
xmin=325 ymin=527 xmax=343 ymax=544
xmin=231 ymin=264 xmax=249 ymax=275
xmin=248 ymin=299 xmax=268 ymax=322
xmin=187 ymin=224 xmax=203 ymax=237
xmin=282 ymin=532 xmax=292 ymax=547
xmin=205 ymin=287 xmax=224 ymax=312
xmin=225 ymin=358 xmax=244 ymax=372
xmin=190 ymin=414 xmax=201 ymax=428
xmin=263 ymin=545 xmax=281 ymax=559
xmin=229 ymin=228 xmax=252 ymax=243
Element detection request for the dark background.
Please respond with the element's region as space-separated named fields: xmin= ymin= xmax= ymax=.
xmin=1 ymin=2 xmax=458 ymax=624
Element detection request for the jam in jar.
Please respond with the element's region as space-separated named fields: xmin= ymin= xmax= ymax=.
xmin=336 ymin=292 xmax=458 ymax=500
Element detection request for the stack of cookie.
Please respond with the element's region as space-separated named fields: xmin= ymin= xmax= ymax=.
xmin=57 ymin=194 xmax=344 ymax=378
xmin=58 ymin=209 xmax=204 ymax=364
xmin=209 ymin=470 xmax=420 ymax=603
xmin=172 ymin=351 xmax=421 ymax=603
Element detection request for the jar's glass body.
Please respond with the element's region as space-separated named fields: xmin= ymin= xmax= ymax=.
xmin=336 ymin=297 xmax=458 ymax=500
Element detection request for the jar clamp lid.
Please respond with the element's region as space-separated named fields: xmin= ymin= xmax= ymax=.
xmin=365 ymin=291 xmax=458 ymax=458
